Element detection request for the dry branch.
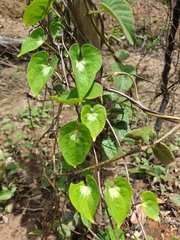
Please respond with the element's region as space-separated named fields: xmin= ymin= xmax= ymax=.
xmin=155 ymin=0 xmax=180 ymax=133
xmin=0 ymin=36 xmax=24 ymax=47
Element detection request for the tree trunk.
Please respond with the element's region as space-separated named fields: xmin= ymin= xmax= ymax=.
xmin=69 ymin=0 xmax=102 ymax=50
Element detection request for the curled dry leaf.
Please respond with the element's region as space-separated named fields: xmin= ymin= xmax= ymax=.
xmin=157 ymin=197 xmax=165 ymax=204
xmin=2 ymin=215 xmax=8 ymax=224
xmin=130 ymin=204 xmax=146 ymax=225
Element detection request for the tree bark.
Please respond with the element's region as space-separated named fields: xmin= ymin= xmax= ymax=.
xmin=155 ymin=0 xmax=180 ymax=133
xmin=69 ymin=0 xmax=102 ymax=50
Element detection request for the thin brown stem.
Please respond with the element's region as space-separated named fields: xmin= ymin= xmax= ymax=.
xmin=43 ymin=167 xmax=66 ymax=239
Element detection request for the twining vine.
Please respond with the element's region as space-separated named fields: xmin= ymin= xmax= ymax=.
xmin=12 ymin=0 xmax=180 ymax=239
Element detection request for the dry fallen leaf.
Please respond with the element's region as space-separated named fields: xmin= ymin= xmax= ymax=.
xmin=157 ymin=197 xmax=165 ymax=204
xmin=2 ymin=215 xmax=8 ymax=224
xmin=130 ymin=204 xmax=146 ymax=225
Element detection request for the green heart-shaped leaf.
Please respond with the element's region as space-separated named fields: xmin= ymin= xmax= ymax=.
xmin=50 ymin=16 xmax=62 ymax=40
xmin=100 ymin=0 xmax=136 ymax=45
xmin=27 ymin=51 xmax=58 ymax=96
xmin=18 ymin=28 xmax=47 ymax=57
xmin=111 ymin=120 xmax=130 ymax=141
xmin=102 ymin=136 xmax=121 ymax=159
xmin=85 ymin=82 xmax=103 ymax=100
xmin=112 ymin=62 xmax=135 ymax=91
xmin=125 ymin=126 xmax=156 ymax=145
xmin=104 ymin=178 xmax=132 ymax=227
xmin=69 ymin=175 xmax=100 ymax=222
xmin=69 ymin=43 xmax=102 ymax=99
xmin=116 ymin=50 xmax=130 ymax=60
xmin=59 ymin=121 xmax=92 ymax=167
xmin=23 ymin=0 xmax=52 ymax=26
xmin=152 ymin=142 xmax=176 ymax=166
xmin=81 ymin=104 xmax=106 ymax=141
xmin=141 ymin=191 xmax=159 ymax=221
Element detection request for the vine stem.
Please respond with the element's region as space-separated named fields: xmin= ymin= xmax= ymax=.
xmin=49 ymin=147 xmax=141 ymax=177
xmin=43 ymin=167 xmax=66 ymax=239
xmin=154 ymin=123 xmax=180 ymax=144
xmin=92 ymin=144 xmax=103 ymax=224
xmin=106 ymin=119 xmax=130 ymax=182
xmin=44 ymin=41 xmax=59 ymax=55
xmin=107 ymin=71 xmax=139 ymax=101
xmin=106 ymin=119 xmax=131 ymax=240
xmin=106 ymin=85 xmax=180 ymax=123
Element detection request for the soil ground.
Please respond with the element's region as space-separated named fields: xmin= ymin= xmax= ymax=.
xmin=0 ymin=0 xmax=180 ymax=240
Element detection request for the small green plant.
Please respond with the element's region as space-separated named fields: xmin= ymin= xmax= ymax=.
xmin=0 ymin=149 xmax=21 ymax=212
xmin=0 ymin=120 xmax=25 ymax=207
xmin=131 ymin=156 xmax=173 ymax=183
xmin=11 ymin=66 xmax=22 ymax=79
xmin=0 ymin=103 xmax=53 ymax=211
xmin=19 ymin=103 xmax=52 ymax=129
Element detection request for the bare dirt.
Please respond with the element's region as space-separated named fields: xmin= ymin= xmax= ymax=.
xmin=0 ymin=0 xmax=180 ymax=240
